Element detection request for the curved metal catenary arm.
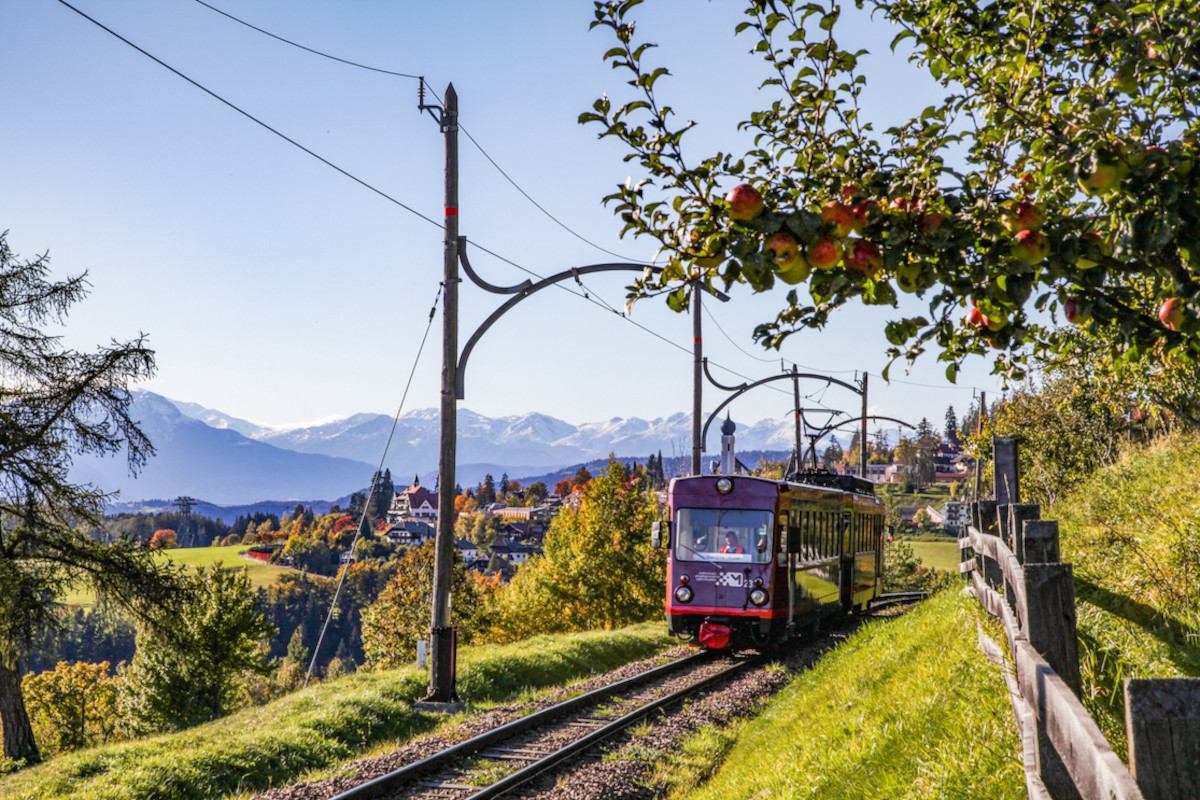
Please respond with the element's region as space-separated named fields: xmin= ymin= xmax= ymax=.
xmin=455 ymin=240 xmax=661 ymax=399
xmin=802 ymin=414 xmax=915 ymax=466
xmin=699 ymin=368 xmax=864 ymax=451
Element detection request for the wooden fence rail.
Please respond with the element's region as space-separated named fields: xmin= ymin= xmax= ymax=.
xmin=959 ymin=437 xmax=1199 ymax=800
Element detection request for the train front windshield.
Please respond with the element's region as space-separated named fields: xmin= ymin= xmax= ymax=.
xmin=674 ymin=508 xmax=773 ymax=564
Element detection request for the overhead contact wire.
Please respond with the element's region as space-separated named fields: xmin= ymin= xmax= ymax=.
xmin=304 ymin=284 xmax=442 ymax=687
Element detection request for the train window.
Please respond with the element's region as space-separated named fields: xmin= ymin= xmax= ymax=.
xmin=673 ymin=508 xmax=774 ymax=564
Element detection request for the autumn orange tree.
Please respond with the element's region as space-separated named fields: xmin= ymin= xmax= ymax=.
xmin=585 ymin=0 xmax=1200 ymax=387
xmin=484 ymin=458 xmax=664 ymax=643
xmin=21 ymin=661 xmax=118 ymax=757
xmin=360 ymin=542 xmax=496 ymax=667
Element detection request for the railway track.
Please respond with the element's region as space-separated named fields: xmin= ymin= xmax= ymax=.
xmin=327 ymin=650 xmax=762 ymax=800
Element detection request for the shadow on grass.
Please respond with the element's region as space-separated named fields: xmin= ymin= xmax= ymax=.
xmin=1075 ymin=578 xmax=1200 ymax=676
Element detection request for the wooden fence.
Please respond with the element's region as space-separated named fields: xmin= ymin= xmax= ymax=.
xmin=959 ymin=437 xmax=1199 ymax=800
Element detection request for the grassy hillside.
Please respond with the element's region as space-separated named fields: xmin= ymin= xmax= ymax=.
xmin=0 ymin=623 xmax=674 ymax=800
xmin=1051 ymin=432 xmax=1200 ymax=753
xmin=903 ymin=539 xmax=961 ymax=573
xmin=60 ymin=545 xmax=295 ymax=607
xmin=658 ymin=589 xmax=1025 ymax=799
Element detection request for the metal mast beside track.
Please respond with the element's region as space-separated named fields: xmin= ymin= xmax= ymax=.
xmin=418 ymin=84 xmax=723 ymax=706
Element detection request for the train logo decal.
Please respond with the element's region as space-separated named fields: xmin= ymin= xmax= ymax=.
xmin=714 ymin=572 xmax=745 ymax=588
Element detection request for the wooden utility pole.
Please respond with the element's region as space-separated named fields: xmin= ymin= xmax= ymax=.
xmin=691 ymin=284 xmax=702 ymax=475
xmin=974 ymin=391 xmax=986 ymax=502
xmin=792 ymin=366 xmax=803 ymax=470
xmin=859 ymin=372 xmax=868 ymax=480
xmin=428 ymin=83 xmax=459 ymax=705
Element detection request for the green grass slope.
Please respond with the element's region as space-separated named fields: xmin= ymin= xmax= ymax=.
xmin=1053 ymin=432 xmax=1200 ymax=754
xmin=60 ymin=546 xmax=295 ymax=607
xmin=0 ymin=623 xmax=674 ymax=800
xmin=661 ymin=590 xmax=1025 ymax=800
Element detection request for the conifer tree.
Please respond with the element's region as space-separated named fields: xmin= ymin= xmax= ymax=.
xmin=0 ymin=233 xmax=182 ymax=763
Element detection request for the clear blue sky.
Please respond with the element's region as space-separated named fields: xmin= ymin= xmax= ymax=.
xmin=3 ymin=0 xmax=1011 ymax=442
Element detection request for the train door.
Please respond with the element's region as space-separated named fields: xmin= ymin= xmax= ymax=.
xmin=838 ymin=508 xmax=854 ymax=611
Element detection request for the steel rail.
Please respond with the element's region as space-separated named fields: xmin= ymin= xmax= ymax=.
xmin=328 ymin=650 xmax=714 ymax=800
xmin=466 ymin=653 xmax=763 ymax=799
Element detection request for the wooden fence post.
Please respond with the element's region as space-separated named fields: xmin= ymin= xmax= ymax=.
xmin=1021 ymin=563 xmax=1082 ymax=695
xmin=976 ymin=500 xmax=1003 ymax=590
xmin=1125 ymin=678 xmax=1200 ymax=800
xmin=994 ymin=436 xmax=1020 ymax=505
xmin=1010 ymin=504 xmax=1042 ymax=563
xmin=1022 ymin=562 xmax=1084 ymax=799
xmin=1021 ymin=520 xmax=1061 ymax=564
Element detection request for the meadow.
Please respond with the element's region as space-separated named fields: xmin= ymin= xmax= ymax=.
xmin=60 ymin=545 xmax=296 ymax=607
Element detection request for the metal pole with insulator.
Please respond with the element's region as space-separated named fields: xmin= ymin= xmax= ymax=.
xmin=692 ymin=283 xmax=702 ymax=475
xmin=428 ymin=83 xmax=459 ymax=705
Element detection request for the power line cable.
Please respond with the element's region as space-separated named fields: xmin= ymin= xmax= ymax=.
xmin=304 ymin=283 xmax=442 ymax=687
xmin=55 ymin=0 xmax=444 ymax=231
xmin=702 ymin=303 xmax=775 ymax=363
xmin=189 ymin=0 xmax=649 ymax=264
xmin=66 ymin=1 xmax=967 ymax=422
xmin=56 ymin=0 xmax=735 ymax=402
xmin=191 ymin=0 xmax=422 ymax=78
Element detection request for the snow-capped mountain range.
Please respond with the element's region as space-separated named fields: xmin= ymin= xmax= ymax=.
xmin=71 ymin=390 xmax=827 ymax=506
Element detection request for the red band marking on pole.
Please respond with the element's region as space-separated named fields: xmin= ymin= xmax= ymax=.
xmin=445 ymin=207 xmax=458 ymax=216
xmin=693 ymin=337 xmax=702 ymax=343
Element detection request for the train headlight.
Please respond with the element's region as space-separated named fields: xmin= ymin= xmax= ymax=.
xmin=749 ymin=587 xmax=769 ymax=607
xmin=715 ymin=477 xmax=733 ymax=495
xmin=674 ymin=584 xmax=694 ymax=603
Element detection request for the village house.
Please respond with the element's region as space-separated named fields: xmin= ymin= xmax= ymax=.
xmin=454 ymin=538 xmax=479 ymax=563
xmin=390 ymin=476 xmax=438 ymax=523
xmin=489 ymin=536 xmax=535 ymax=565
xmin=385 ymin=519 xmax=434 ymax=546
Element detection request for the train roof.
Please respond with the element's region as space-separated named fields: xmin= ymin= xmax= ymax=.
xmin=668 ymin=469 xmax=877 ymax=498
xmin=787 ymin=468 xmax=876 ymax=497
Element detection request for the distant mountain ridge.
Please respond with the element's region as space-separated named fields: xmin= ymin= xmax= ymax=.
xmin=75 ymin=390 xmax=847 ymax=507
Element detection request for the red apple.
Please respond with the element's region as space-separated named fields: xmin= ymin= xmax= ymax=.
xmin=1064 ymin=298 xmax=1091 ymax=325
xmin=843 ymin=239 xmax=882 ymax=277
xmin=1013 ymin=173 xmax=1036 ymax=195
xmin=765 ymin=232 xmax=810 ymax=283
xmin=1077 ymin=157 xmax=1128 ymax=196
xmin=685 ymin=230 xmax=726 ymax=267
xmin=725 ymin=183 xmax=765 ymax=221
xmin=1159 ymin=297 xmax=1185 ymax=331
xmin=889 ymin=197 xmax=912 ymax=212
xmin=895 ymin=261 xmax=924 ymax=293
xmin=851 ymin=200 xmax=881 ymax=233
xmin=965 ymin=306 xmax=987 ymax=328
xmin=763 ymin=232 xmax=801 ymax=280
xmin=806 ymin=237 xmax=843 ymax=270
xmin=1075 ymin=232 xmax=1110 ymax=269
xmin=1012 ymin=229 xmax=1049 ymax=265
xmin=1003 ymin=200 xmax=1044 ymax=234
xmin=821 ymin=200 xmax=855 ymax=238
xmin=840 ymin=184 xmax=862 ymax=203
xmin=983 ymin=310 xmax=1008 ymax=331
xmin=920 ymin=211 xmax=946 ymax=235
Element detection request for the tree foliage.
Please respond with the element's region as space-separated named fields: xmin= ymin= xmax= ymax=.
xmin=118 ymin=564 xmax=275 ymax=734
xmin=972 ymin=359 xmax=1136 ymax=506
xmin=585 ymin=0 xmax=1200 ymax=383
xmin=359 ymin=542 xmax=495 ymax=668
xmin=483 ymin=458 xmax=665 ymax=643
xmin=21 ymin=661 xmax=118 ymax=757
xmin=0 ymin=232 xmax=181 ymax=764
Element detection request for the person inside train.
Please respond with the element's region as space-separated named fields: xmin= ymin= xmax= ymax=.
xmin=720 ymin=531 xmax=744 ymax=554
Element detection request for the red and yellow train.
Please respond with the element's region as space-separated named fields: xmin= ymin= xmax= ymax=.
xmin=653 ymin=469 xmax=886 ymax=650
